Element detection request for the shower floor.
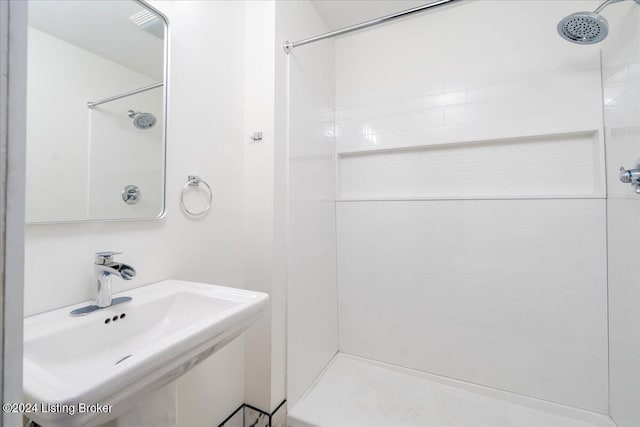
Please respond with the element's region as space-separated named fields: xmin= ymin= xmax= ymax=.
xmin=287 ymin=354 xmax=615 ymax=427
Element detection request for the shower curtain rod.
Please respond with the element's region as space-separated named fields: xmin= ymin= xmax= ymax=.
xmin=282 ymin=0 xmax=458 ymax=54
xmin=87 ymin=82 xmax=163 ymax=108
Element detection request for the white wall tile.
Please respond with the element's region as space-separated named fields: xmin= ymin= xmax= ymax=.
xmin=604 ymin=27 xmax=640 ymax=198
xmin=337 ymin=200 xmax=608 ymax=412
xmin=607 ymin=199 xmax=640 ymax=427
xmin=332 ymin=0 xmax=609 ymax=413
xmin=334 ymin=1 xmax=604 ymax=155
xmin=602 ymin=2 xmax=640 ymax=426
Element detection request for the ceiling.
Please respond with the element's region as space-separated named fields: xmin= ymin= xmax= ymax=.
xmin=310 ymin=0 xmax=429 ymax=30
xmin=28 ymin=1 xmax=164 ymax=81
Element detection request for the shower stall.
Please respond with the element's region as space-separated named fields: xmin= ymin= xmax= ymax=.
xmin=283 ymin=0 xmax=640 ymax=426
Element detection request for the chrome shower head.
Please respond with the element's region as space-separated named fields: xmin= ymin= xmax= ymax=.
xmin=557 ymin=11 xmax=609 ymax=44
xmin=133 ymin=113 xmax=156 ymax=129
xmin=127 ymin=110 xmax=157 ymax=129
xmin=557 ymin=0 xmax=640 ymax=45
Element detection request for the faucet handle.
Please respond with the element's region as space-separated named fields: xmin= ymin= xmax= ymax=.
xmin=95 ymin=251 xmax=123 ymax=265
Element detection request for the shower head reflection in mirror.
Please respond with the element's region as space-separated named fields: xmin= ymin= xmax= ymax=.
xmin=127 ymin=110 xmax=157 ymax=129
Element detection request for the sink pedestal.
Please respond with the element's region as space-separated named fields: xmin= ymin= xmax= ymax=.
xmin=115 ymin=384 xmax=176 ymax=427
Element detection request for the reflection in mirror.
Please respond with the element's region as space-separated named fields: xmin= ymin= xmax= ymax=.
xmin=26 ymin=0 xmax=167 ymax=223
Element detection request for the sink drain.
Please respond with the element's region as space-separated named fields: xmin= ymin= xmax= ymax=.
xmin=115 ymin=354 xmax=132 ymax=365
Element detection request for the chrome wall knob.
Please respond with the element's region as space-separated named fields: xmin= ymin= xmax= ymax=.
xmin=619 ymin=166 xmax=633 ymax=183
xmin=122 ymin=185 xmax=141 ymax=205
xmin=619 ymin=164 xmax=640 ymax=193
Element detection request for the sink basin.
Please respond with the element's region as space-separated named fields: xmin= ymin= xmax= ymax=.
xmin=23 ymin=280 xmax=268 ymax=427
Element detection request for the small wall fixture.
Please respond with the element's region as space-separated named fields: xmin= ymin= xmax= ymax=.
xmin=180 ymin=175 xmax=212 ymax=217
xmin=249 ymin=131 xmax=263 ymax=142
xmin=122 ymin=185 xmax=141 ymax=204
xmin=619 ymin=164 xmax=640 ymax=194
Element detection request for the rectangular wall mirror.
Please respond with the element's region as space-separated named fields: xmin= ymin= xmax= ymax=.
xmin=25 ymin=0 xmax=167 ymax=223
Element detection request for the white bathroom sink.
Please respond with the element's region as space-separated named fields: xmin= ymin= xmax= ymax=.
xmin=23 ymin=280 xmax=268 ymax=427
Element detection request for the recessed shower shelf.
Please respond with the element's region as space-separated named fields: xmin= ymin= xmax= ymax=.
xmin=335 ymin=128 xmax=600 ymax=155
xmin=337 ymin=129 xmax=604 ymax=201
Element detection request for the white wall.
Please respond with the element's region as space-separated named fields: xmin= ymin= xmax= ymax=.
xmin=24 ymin=1 xmax=247 ymax=424
xmin=239 ymin=0 xmax=337 ymax=414
xmin=2 ymin=1 xmax=28 ymax=425
xmin=334 ymin=0 xmax=608 ymax=412
xmin=237 ymin=0 xmax=294 ymax=414
xmin=242 ymin=0 xmax=279 ymax=412
xmin=280 ymin=1 xmax=338 ymax=407
xmin=602 ymin=2 xmax=640 ymax=426
xmin=26 ymin=27 xmax=162 ymax=222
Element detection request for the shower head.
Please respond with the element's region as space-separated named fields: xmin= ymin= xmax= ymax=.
xmin=127 ymin=110 xmax=157 ymax=129
xmin=133 ymin=113 xmax=156 ymax=129
xmin=557 ymin=0 xmax=640 ymax=45
xmin=557 ymin=11 xmax=609 ymax=44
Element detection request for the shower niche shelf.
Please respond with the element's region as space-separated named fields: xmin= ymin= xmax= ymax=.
xmin=336 ymin=129 xmax=604 ymax=201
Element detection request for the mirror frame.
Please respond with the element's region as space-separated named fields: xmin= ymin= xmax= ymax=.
xmin=27 ymin=0 xmax=169 ymax=224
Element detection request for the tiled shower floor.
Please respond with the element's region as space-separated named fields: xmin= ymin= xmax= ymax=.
xmin=288 ymin=354 xmax=615 ymax=427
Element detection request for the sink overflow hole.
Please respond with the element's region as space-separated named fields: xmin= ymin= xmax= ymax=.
xmin=115 ymin=354 xmax=132 ymax=365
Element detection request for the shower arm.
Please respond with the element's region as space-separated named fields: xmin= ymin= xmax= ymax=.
xmin=594 ymin=0 xmax=639 ymax=13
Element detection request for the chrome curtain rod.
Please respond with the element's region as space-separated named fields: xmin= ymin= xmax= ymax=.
xmin=282 ymin=0 xmax=458 ymax=54
xmin=87 ymin=82 xmax=163 ymax=108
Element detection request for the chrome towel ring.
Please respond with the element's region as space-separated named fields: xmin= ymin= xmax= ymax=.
xmin=180 ymin=175 xmax=212 ymax=217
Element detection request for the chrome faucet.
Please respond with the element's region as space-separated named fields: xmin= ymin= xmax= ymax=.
xmin=94 ymin=252 xmax=136 ymax=307
xmin=70 ymin=251 xmax=136 ymax=316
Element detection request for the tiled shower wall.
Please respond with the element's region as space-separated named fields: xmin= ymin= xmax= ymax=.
xmin=602 ymin=3 xmax=640 ymax=427
xmin=335 ymin=0 xmax=609 ymax=413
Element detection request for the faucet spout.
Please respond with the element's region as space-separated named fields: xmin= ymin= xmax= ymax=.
xmin=98 ymin=263 xmax=137 ymax=280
